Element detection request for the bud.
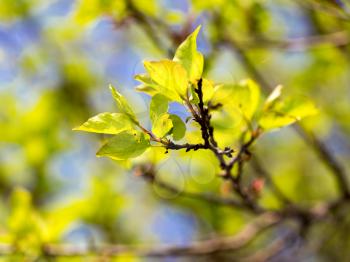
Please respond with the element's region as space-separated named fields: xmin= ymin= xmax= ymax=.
xmin=250 ymin=178 xmax=265 ymax=196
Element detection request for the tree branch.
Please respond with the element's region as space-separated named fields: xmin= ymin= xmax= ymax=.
xmin=33 ymin=212 xmax=279 ymax=258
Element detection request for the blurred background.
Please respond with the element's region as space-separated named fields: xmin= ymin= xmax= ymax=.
xmin=0 ymin=0 xmax=350 ymax=260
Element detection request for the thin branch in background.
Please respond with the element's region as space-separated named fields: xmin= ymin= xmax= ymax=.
xmin=122 ymin=0 xmax=173 ymax=56
xmin=296 ymin=0 xmax=350 ymax=21
xmin=294 ymin=125 xmax=350 ymax=199
xmin=239 ymin=232 xmax=297 ymax=262
xmin=134 ymin=164 xmax=246 ymax=210
xmin=37 ymin=212 xmax=280 ymax=258
xmin=235 ymin=31 xmax=350 ymax=51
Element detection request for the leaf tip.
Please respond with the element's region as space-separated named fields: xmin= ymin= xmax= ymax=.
xmin=96 ymin=150 xmax=103 ymax=157
xmin=193 ymin=24 xmax=202 ymax=35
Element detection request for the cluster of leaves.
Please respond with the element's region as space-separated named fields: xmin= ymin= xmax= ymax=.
xmin=75 ymin=26 xmax=318 ymax=162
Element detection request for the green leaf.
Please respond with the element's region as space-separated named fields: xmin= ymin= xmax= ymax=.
xmin=150 ymin=94 xmax=169 ymax=122
xmin=97 ymin=130 xmax=150 ymax=160
xmin=202 ymin=78 xmax=215 ymax=103
xmin=173 ymin=25 xmax=204 ymax=83
xmin=189 ymin=85 xmax=200 ymax=104
xmin=109 ymin=85 xmax=138 ymax=123
xmin=259 ymin=96 xmax=318 ymax=130
xmin=152 ymin=113 xmax=173 ymax=138
xmin=73 ymin=112 xmax=134 ymax=134
xmin=143 ymin=59 xmax=188 ymax=102
xmin=169 ymin=114 xmax=186 ymax=140
xmin=211 ymin=79 xmax=261 ymax=120
xmin=134 ymin=74 xmax=159 ymax=96
xmin=135 ymin=84 xmax=158 ymax=96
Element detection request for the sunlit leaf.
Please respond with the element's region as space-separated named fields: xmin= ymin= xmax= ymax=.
xmin=211 ymin=79 xmax=261 ymax=120
xmin=173 ymin=25 xmax=204 ymax=83
xmin=73 ymin=112 xmax=134 ymax=134
xmin=135 ymin=84 xmax=158 ymax=96
xmin=259 ymin=96 xmax=318 ymax=130
xmin=143 ymin=60 xmax=188 ymax=102
xmin=152 ymin=113 xmax=173 ymax=138
xmin=109 ymin=85 xmax=138 ymax=123
xmin=134 ymin=74 xmax=159 ymax=96
xmin=97 ymin=130 xmax=150 ymax=160
xmin=150 ymin=94 xmax=169 ymax=122
xmin=202 ymin=78 xmax=215 ymax=103
xmin=189 ymin=85 xmax=200 ymax=104
xmin=169 ymin=114 xmax=186 ymax=140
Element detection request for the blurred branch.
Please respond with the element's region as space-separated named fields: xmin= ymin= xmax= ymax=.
xmin=296 ymin=0 xmax=350 ymax=21
xmin=134 ymin=164 xmax=246 ymax=210
xmin=294 ymin=125 xmax=350 ymax=198
xmin=237 ymin=31 xmax=350 ymax=51
xmin=120 ymin=0 xmax=173 ymax=56
xmin=36 ymin=212 xmax=279 ymax=258
xmin=240 ymin=233 xmax=295 ymax=262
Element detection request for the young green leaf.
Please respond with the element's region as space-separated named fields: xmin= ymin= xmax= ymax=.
xmin=173 ymin=25 xmax=204 ymax=83
xmin=134 ymin=74 xmax=159 ymax=96
xmin=143 ymin=59 xmax=188 ymax=102
xmin=259 ymin=96 xmax=318 ymax=130
xmin=96 ymin=130 xmax=150 ymax=160
xmin=169 ymin=114 xmax=186 ymax=140
xmin=135 ymin=84 xmax=158 ymax=96
xmin=150 ymin=94 xmax=169 ymax=122
xmin=202 ymin=78 xmax=215 ymax=103
xmin=211 ymin=79 xmax=260 ymax=120
xmin=109 ymin=85 xmax=138 ymax=123
xmin=73 ymin=112 xmax=134 ymax=134
xmin=189 ymin=85 xmax=200 ymax=104
xmin=152 ymin=113 xmax=173 ymax=138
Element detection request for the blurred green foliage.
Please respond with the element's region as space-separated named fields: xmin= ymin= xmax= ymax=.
xmin=0 ymin=0 xmax=350 ymax=260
